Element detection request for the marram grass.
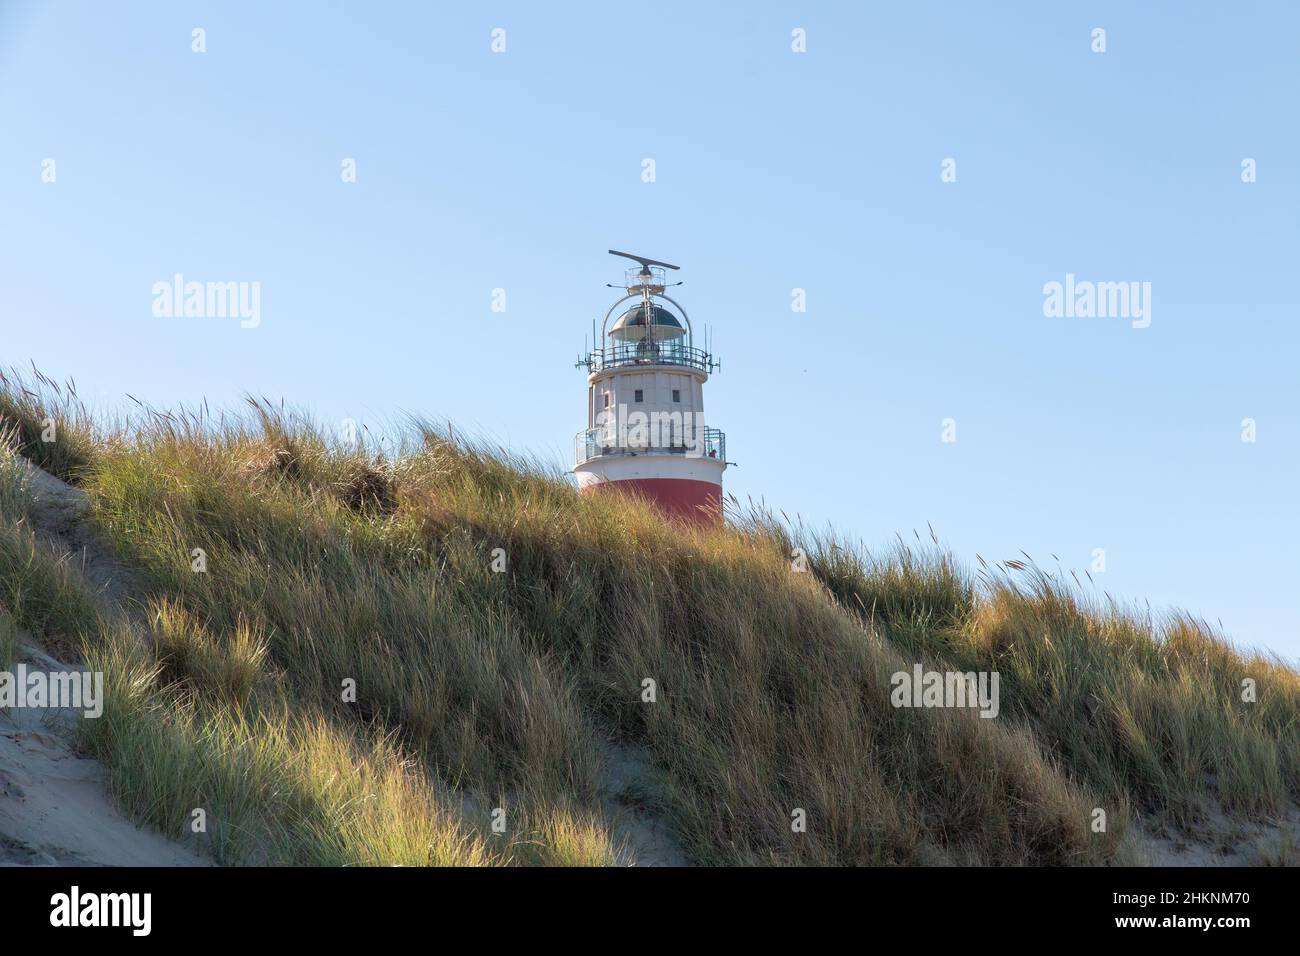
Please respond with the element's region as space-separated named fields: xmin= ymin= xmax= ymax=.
xmin=0 ymin=375 xmax=1295 ymax=865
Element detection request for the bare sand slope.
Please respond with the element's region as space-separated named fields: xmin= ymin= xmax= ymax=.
xmin=18 ymin=457 xmax=142 ymax=625
xmin=1131 ymin=808 xmax=1299 ymax=867
xmin=597 ymin=738 xmax=689 ymax=866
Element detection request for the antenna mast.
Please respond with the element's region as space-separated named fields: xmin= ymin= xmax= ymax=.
xmin=608 ymin=249 xmax=678 ymax=352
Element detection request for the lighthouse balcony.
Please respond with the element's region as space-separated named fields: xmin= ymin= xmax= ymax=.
xmin=574 ymin=426 xmax=726 ymax=467
xmin=584 ymin=342 xmax=714 ymax=374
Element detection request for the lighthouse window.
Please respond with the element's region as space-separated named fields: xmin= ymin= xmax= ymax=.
xmin=603 ymin=392 xmax=610 ymax=408
xmin=672 ymin=389 xmax=681 ymax=403
xmin=634 ymin=389 xmax=644 ymax=403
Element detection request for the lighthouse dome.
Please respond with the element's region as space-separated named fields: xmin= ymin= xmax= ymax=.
xmin=609 ymin=303 xmax=686 ymax=342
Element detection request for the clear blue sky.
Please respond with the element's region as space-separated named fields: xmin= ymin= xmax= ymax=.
xmin=2 ymin=2 xmax=1297 ymax=661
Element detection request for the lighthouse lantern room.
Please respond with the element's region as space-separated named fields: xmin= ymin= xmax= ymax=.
xmin=574 ymin=250 xmax=727 ymax=525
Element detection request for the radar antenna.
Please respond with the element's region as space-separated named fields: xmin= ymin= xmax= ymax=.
xmin=607 ymin=249 xmax=680 ymax=274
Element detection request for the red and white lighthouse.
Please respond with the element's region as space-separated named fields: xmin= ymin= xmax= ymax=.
xmin=574 ymin=251 xmax=727 ymax=525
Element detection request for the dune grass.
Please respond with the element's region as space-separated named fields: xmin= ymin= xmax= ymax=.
xmin=0 ymin=607 xmax=18 ymax=672
xmin=0 ymin=374 xmax=1295 ymax=865
xmin=0 ymin=419 xmax=615 ymax=867
xmin=791 ymin=527 xmax=1300 ymax=827
xmin=66 ymin=405 xmax=1120 ymax=864
xmin=0 ymin=368 xmax=99 ymax=485
xmin=81 ymin=629 xmax=513 ymax=866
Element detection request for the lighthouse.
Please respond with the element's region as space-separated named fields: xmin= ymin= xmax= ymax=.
xmin=574 ymin=250 xmax=727 ymax=525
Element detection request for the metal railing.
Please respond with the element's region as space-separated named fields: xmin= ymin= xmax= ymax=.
xmin=622 ymin=266 xmax=669 ymax=292
xmin=582 ymin=342 xmax=715 ymax=374
xmin=575 ymin=426 xmax=726 ymax=467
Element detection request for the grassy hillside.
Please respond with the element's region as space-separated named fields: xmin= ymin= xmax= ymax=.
xmin=1 ymin=370 xmax=1296 ymax=865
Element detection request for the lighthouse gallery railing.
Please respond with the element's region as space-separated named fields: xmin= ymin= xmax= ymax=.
xmin=574 ymin=426 xmax=726 ymax=467
xmin=583 ymin=342 xmax=714 ymax=373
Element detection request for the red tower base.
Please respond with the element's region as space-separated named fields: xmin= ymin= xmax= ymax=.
xmin=584 ymin=478 xmax=722 ymax=527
